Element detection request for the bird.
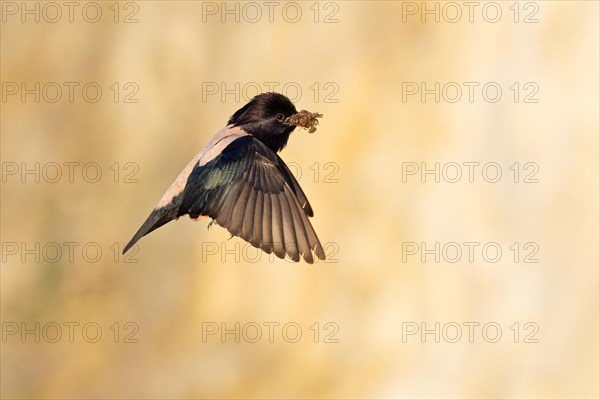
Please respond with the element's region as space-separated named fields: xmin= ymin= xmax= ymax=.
xmin=123 ymin=92 xmax=326 ymax=263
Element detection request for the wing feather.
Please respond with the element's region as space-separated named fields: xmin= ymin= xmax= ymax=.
xmin=242 ymin=184 xmax=257 ymax=240
xmin=279 ymin=193 xmax=299 ymax=262
xmin=285 ymin=186 xmax=312 ymax=263
xmin=271 ymin=193 xmax=286 ymax=259
xmin=229 ymin=184 xmax=250 ymax=236
xmin=252 ymin=190 xmax=264 ymax=248
xmin=261 ymin=192 xmax=273 ymax=254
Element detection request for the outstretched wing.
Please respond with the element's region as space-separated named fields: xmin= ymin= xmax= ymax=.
xmin=122 ymin=125 xmax=247 ymax=255
xmin=180 ymin=135 xmax=325 ymax=263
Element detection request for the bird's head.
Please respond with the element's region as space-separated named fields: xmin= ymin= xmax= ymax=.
xmin=228 ymin=92 xmax=321 ymax=153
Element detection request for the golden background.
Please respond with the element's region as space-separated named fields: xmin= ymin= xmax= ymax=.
xmin=1 ymin=1 xmax=598 ymax=399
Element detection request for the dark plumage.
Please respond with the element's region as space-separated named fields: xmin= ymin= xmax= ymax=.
xmin=123 ymin=92 xmax=325 ymax=263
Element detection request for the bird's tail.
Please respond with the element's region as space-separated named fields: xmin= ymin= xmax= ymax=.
xmin=123 ymin=204 xmax=181 ymax=254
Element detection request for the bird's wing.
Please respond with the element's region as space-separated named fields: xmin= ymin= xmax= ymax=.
xmin=123 ymin=125 xmax=247 ymax=254
xmin=180 ymin=135 xmax=325 ymax=263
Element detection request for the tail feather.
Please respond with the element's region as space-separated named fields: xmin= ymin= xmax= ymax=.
xmin=123 ymin=205 xmax=180 ymax=254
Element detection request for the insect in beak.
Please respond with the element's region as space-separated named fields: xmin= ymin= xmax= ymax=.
xmin=285 ymin=110 xmax=323 ymax=134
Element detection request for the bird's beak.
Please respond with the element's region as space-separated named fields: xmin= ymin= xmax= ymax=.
xmin=285 ymin=110 xmax=323 ymax=134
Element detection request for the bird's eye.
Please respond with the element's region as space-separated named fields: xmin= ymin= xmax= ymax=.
xmin=276 ymin=113 xmax=285 ymax=122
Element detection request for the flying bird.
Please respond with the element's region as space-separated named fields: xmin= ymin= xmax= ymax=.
xmin=123 ymin=92 xmax=326 ymax=263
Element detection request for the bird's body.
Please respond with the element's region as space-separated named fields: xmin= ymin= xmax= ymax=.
xmin=123 ymin=93 xmax=325 ymax=263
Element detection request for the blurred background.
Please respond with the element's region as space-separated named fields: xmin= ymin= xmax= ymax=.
xmin=1 ymin=1 xmax=598 ymax=399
